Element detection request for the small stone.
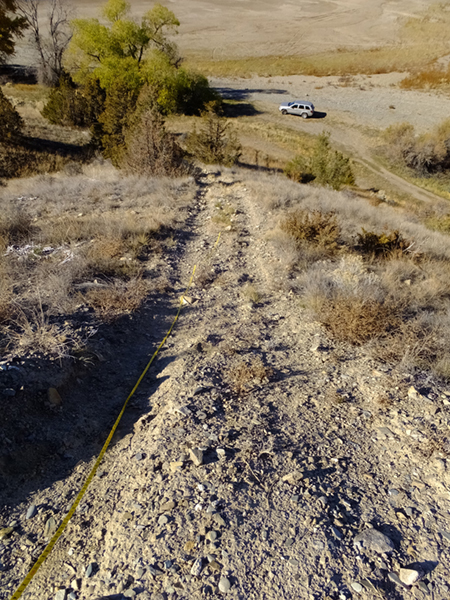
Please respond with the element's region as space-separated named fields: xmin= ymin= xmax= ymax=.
xmin=388 ymin=572 xmax=408 ymax=589
xmin=189 ymin=448 xmax=203 ymax=467
xmin=44 ymin=517 xmax=58 ymax=538
xmin=350 ymin=582 xmax=363 ymax=594
xmin=388 ymin=489 xmax=400 ymax=496
xmin=213 ymin=513 xmax=226 ymax=527
xmin=418 ymin=581 xmax=430 ymax=594
xmin=48 ymin=387 xmax=62 ymax=407
xmin=218 ymin=577 xmax=231 ymax=593
xmin=26 ymin=505 xmax=37 ymax=520
xmin=285 ymin=537 xmax=295 ymax=547
xmin=71 ymin=579 xmax=81 ymax=591
xmin=206 ymin=531 xmax=218 ymax=542
xmin=135 ymin=452 xmax=144 ymax=461
xmin=158 ymin=515 xmax=169 ymax=526
xmin=288 ymin=558 xmax=299 ymax=567
xmin=216 ymin=448 xmax=226 ymax=458
xmin=174 ymin=405 xmax=191 ymax=417
xmin=160 ymin=500 xmax=176 ymax=512
xmin=440 ymin=531 xmax=450 ymax=543
xmin=123 ymin=590 xmax=136 ymax=598
xmin=54 ymin=590 xmax=67 ymax=600
xmin=354 ymin=529 xmax=394 ymax=554
xmin=331 ymin=526 xmax=343 ymax=540
xmin=184 ymin=541 xmax=196 ymax=552
xmin=170 ymin=461 xmax=183 ymax=473
xmin=190 ymin=557 xmax=203 ymax=577
xmin=85 ymin=562 xmax=97 ymax=578
xmin=399 ymin=567 xmax=422 ymax=586
xmin=0 ymin=527 xmax=13 ymax=540
xmin=67 ymin=593 xmax=76 ymax=600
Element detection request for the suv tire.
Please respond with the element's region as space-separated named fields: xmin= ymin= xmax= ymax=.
xmin=281 ymin=109 xmax=287 ymax=115
xmin=301 ymin=112 xmax=308 ymax=119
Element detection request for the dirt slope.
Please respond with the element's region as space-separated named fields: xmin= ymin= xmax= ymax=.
xmin=1 ymin=169 xmax=450 ymax=600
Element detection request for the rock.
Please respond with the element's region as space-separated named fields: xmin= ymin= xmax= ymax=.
xmin=159 ymin=500 xmax=176 ymax=512
xmin=54 ymin=591 xmax=67 ymax=600
xmin=354 ymin=529 xmax=395 ymax=554
xmin=388 ymin=572 xmax=408 ymax=589
xmin=216 ymin=448 xmax=226 ymax=458
xmin=218 ymin=577 xmax=231 ymax=593
xmin=135 ymin=452 xmax=144 ymax=461
xmin=67 ymin=593 xmax=76 ymax=600
xmin=158 ymin=515 xmax=169 ymax=526
xmin=206 ymin=531 xmax=218 ymax=542
xmin=85 ymin=562 xmax=97 ymax=578
xmin=189 ymin=448 xmax=203 ymax=467
xmin=170 ymin=461 xmax=183 ymax=473
xmin=26 ymin=505 xmax=37 ymax=520
xmin=331 ymin=526 xmax=343 ymax=540
xmin=350 ymin=582 xmax=363 ymax=594
xmin=71 ymin=579 xmax=81 ymax=591
xmin=0 ymin=527 xmax=14 ymax=540
xmin=213 ymin=513 xmax=226 ymax=527
xmin=399 ymin=567 xmax=422 ymax=586
xmin=44 ymin=516 xmax=58 ymax=538
xmin=174 ymin=405 xmax=191 ymax=417
xmin=190 ymin=557 xmax=203 ymax=577
xmin=3 ymin=388 xmax=16 ymax=397
xmin=281 ymin=472 xmax=303 ymax=485
xmin=48 ymin=387 xmax=62 ymax=407
xmin=408 ymin=386 xmax=423 ymax=401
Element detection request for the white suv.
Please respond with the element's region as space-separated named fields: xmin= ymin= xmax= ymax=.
xmin=279 ymin=100 xmax=314 ymax=119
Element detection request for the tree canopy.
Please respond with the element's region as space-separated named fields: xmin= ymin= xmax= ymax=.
xmin=0 ymin=0 xmax=27 ymax=62
xmin=67 ymin=0 xmax=180 ymax=90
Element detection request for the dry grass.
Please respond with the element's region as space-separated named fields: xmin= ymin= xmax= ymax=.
xmin=0 ymin=162 xmax=197 ymax=359
xmin=245 ymin=169 xmax=450 ymax=378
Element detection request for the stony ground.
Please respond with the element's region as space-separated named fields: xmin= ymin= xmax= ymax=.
xmin=1 ymin=168 xmax=450 ymax=600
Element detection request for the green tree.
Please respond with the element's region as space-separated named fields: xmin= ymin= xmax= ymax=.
xmin=67 ymin=0 xmax=180 ymax=91
xmin=286 ymin=133 xmax=354 ymax=190
xmin=0 ymin=0 xmax=27 ymax=62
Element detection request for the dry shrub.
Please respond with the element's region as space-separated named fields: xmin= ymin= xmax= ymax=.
xmin=122 ymin=108 xmax=187 ymax=177
xmin=320 ymin=294 xmax=402 ymax=345
xmin=6 ymin=308 xmax=72 ymax=359
xmin=0 ymin=209 xmax=33 ymax=244
xmin=400 ymin=67 xmax=450 ymax=91
xmin=356 ymin=229 xmax=412 ymax=259
xmin=280 ymin=209 xmax=339 ymax=253
xmin=227 ymin=356 xmax=273 ymax=395
xmin=85 ymin=278 xmax=149 ymax=320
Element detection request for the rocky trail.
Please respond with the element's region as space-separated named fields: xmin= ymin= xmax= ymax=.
xmin=1 ymin=169 xmax=450 ymax=600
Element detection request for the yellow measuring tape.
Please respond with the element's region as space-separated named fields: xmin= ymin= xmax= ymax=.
xmin=9 ymin=265 xmax=198 ymax=600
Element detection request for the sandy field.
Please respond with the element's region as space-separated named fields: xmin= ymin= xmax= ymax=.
xmin=67 ymin=0 xmax=431 ymax=58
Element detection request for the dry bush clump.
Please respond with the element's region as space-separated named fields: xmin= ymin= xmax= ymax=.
xmin=227 ymin=356 xmax=273 ymax=395
xmin=355 ymin=229 xmax=412 ymax=259
xmin=85 ymin=278 xmax=149 ymax=321
xmin=280 ymin=209 xmax=340 ymax=253
xmin=319 ymin=294 xmax=402 ymax=345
